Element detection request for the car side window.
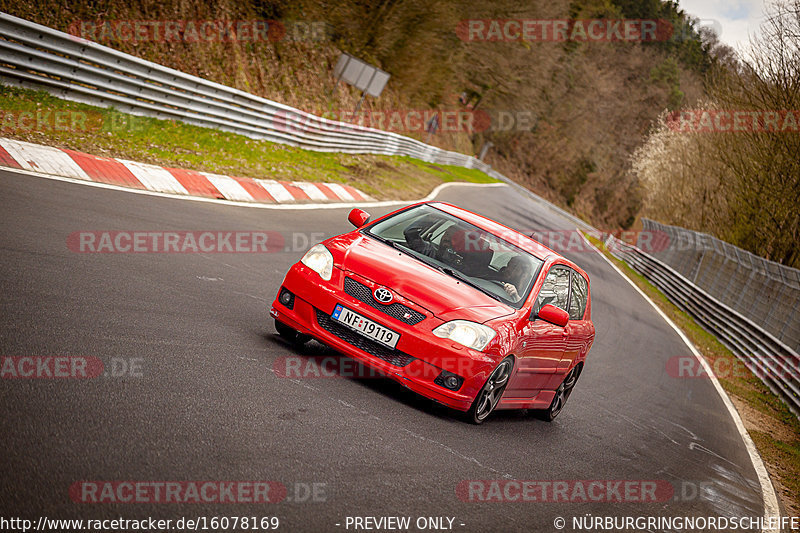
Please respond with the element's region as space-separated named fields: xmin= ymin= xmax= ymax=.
xmin=569 ymin=271 xmax=588 ymax=320
xmin=535 ymin=267 xmax=571 ymax=313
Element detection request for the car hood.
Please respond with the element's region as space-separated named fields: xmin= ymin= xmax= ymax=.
xmin=330 ymin=233 xmax=514 ymax=323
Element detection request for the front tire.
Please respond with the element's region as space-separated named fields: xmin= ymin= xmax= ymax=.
xmin=465 ymin=356 xmax=514 ymax=424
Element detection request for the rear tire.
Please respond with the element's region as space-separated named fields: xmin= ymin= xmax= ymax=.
xmin=465 ymin=356 xmax=514 ymax=424
xmin=534 ymin=364 xmax=581 ymax=422
xmin=274 ymin=320 xmax=310 ymax=345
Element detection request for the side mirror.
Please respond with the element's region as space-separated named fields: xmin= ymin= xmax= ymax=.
xmin=348 ymin=208 xmax=371 ymax=228
xmin=535 ymin=304 xmax=569 ymax=327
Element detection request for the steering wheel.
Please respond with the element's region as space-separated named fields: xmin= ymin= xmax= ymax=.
xmin=435 ymin=241 xmax=463 ymax=267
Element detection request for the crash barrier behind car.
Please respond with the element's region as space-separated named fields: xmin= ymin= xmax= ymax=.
xmin=0 ymin=12 xmax=488 ymax=170
xmin=0 ymin=12 xmax=598 ymax=233
xmin=639 ymin=219 xmax=800 ymax=355
xmin=606 ymin=234 xmax=800 ymax=418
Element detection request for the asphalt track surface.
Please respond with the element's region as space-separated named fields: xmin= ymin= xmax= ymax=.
xmin=0 ymin=168 xmax=767 ymax=532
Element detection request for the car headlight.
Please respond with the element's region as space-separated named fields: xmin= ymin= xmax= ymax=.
xmin=300 ymin=244 xmax=333 ymax=281
xmin=433 ymin=320 xmax=497 ymax=351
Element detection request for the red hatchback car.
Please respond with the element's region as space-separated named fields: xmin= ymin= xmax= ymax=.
xmin=271 ymin=202 xmax=595 ymax=423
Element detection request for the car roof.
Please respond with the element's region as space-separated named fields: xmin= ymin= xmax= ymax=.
xmin=423 ymin=201 xmax=563 ymax=261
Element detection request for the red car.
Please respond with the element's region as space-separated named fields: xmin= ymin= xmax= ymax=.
xmin=270 ymin=202 xmax=595 ymax=423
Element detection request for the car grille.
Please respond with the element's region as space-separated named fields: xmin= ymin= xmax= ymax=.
xmin=343 ymin=277 xmax=425 ymax=325
xmin=315 ymin=309 xmax=415 ymax=367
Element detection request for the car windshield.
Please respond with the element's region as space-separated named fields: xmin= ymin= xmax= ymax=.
xmin=363 ymin=204 xmax=544 ymax=308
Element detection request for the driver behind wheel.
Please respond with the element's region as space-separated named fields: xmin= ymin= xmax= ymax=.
xmin=435 ymin=224 xmax=464 ymax=265
xmin=448 ymin=229 xmax=494 ymax=276
xmin=499 ymin=256 xmax=533 ymax=301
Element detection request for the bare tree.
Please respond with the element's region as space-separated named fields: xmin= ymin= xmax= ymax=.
xmin=710 ymin=0 xmax=800 ymax=266
xmin=634 ymin=0 xmax=800 ymax=266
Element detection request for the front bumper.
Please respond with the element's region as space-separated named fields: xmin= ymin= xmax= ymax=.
xmin=270 ymin=263 xmax=500 ymax=412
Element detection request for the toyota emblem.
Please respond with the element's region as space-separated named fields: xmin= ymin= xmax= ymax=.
xmin=373 ymin=287 xmax=393 ymax=304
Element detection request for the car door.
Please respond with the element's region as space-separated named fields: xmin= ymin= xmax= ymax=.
xmin=560 ymin=269 xmax=590 ymax=373
xmin=506 ymin=265 xmax=572 ymax=397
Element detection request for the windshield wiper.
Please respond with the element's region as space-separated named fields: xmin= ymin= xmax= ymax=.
xmin=366 ymin=233 xmax=404 ymax=251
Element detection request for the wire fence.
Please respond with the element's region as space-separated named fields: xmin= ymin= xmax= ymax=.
xmin=638 ymin=219 xmax=800 ymax=355
xmin=608 ymin=233 xmax=800 ymax=418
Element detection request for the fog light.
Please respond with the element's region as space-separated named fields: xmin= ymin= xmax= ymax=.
xmin=435 ymin=370 xmax=464 ymax=391
xmin=278 ymin=287 xmax=295 ymax=309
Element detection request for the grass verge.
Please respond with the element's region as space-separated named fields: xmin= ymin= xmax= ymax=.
xmin=583 ymin=233 xmax=800 ymax=516
xmin=0 ymin=85 xmax=497 ymax=200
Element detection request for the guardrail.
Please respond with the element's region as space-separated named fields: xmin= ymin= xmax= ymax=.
xmin=606 ymin=234 xmax=800 ymax=418
xmin=0 ymin=11 xmax=598 ymax=233
xmin=640 ymin=219 xmax=800 ymax=354
xmin=0 ymin=12 xmax=490 ymax=171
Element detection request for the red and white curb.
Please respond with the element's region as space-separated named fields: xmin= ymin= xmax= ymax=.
xmin=0 ymin=137 xmax=373 ymax=204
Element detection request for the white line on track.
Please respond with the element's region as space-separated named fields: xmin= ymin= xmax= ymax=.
xmin=579 ymin=231 xmax=781 ymax=533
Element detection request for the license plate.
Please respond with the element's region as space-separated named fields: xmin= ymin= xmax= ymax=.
xmin=331 ymin=304 xmax=400 ymax=349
